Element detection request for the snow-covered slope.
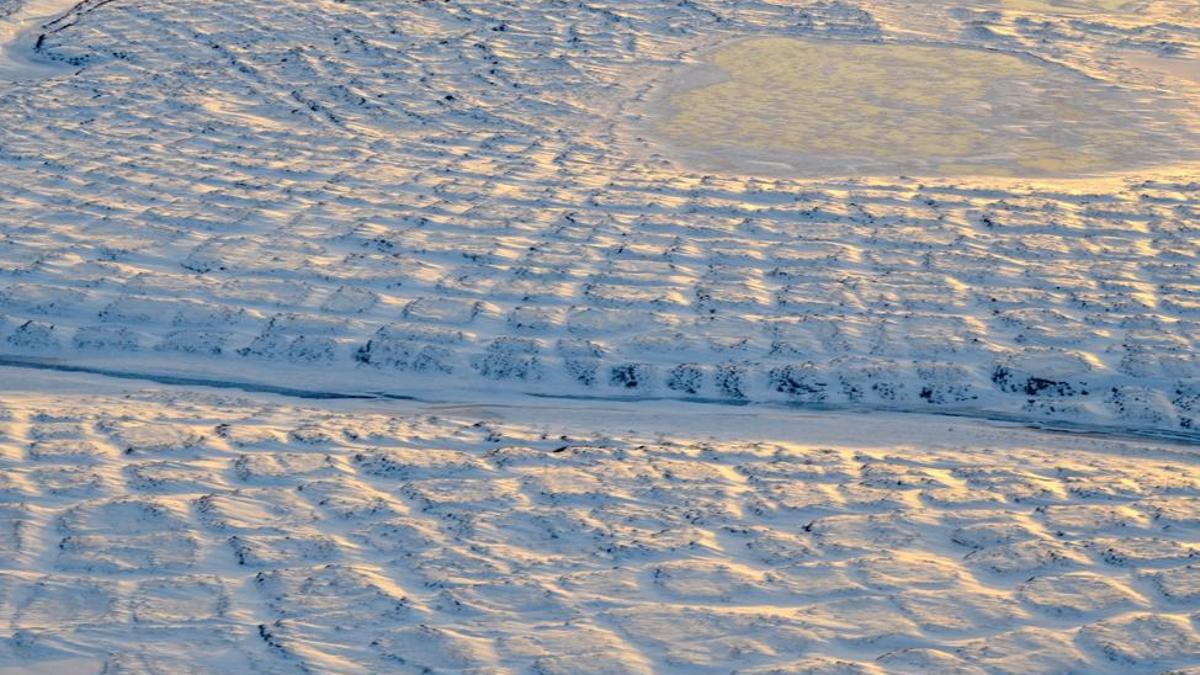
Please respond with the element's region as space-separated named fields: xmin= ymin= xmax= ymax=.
xmin=0 ymin=0 xmax=1197 ymax=437
xmin=2 ymin=369 xmax=1200 ymax=673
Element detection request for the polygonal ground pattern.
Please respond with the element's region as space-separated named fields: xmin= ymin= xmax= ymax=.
xmin=0 ymin=386 xmax=1198 ymax=672
xmin=0 ymin=0 xmax=1197 ymax=436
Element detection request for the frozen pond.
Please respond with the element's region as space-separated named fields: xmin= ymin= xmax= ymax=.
xmin=998 ymin=0 xmax=1133 ymax=14
xmin=650 ymin=37 xmax=1198 ymax=177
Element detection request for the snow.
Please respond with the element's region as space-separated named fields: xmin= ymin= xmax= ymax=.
xmin=0 ymin=0 xmax=1197 ymax=670
xmin=0 ymin=368 xmax=1198 ymax=673
xmin=0 ymin=0 xmax=79 ymax=80
xmin=0 ymin=0 xmax=1194 ymax=438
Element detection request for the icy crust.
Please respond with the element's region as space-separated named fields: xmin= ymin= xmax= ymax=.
xmin=0 ymin=0 xmax=1198 ymax=436
xmin=3 ymin=380 xmax=1200 ymax=671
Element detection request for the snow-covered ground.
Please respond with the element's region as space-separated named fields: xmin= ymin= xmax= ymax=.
xmin=1 ymin=369 xmax=1200 ymax=673
xmin=0 ymin=0 xmax=77 ymax=80
xmin=0 ymin=0 xmax=1196 ymax=437
xmin=0 ymin=0 xmax=1199 ymax=671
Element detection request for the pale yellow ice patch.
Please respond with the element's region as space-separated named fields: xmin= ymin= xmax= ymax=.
xmin=654 ymin=38 xmax=1192 ymax=177
xmin=1001 ymin=0 xmax=1133 ymax=14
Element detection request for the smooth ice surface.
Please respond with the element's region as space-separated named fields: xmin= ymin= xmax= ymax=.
xmin=1000 ymin=0 xmax=1133 ymax=14
xmin=653 ymin=37 xmax=1197 ymax=177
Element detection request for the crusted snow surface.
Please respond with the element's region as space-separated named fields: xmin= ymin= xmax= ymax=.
xmin=0 ymin=0 xmax=1196 ymax=437
xmin=0 ymin=371 xmax=1198 ymax=672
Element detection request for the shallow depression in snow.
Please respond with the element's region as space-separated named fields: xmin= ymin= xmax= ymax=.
xmin=650 ymin=37 xmax=1199 ymax=177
